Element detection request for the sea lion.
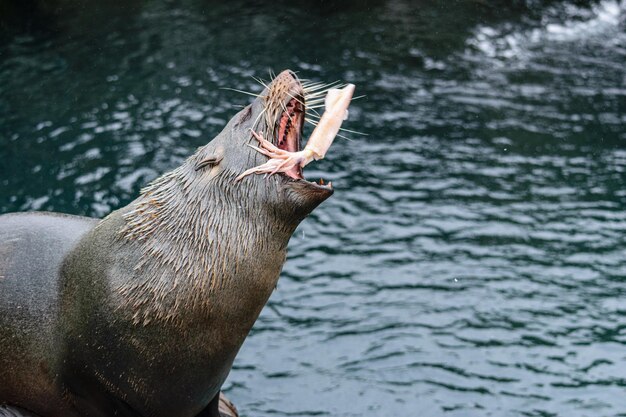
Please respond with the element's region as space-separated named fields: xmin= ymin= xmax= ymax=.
xmin=0 ymin=70 xmax=343 ymax=417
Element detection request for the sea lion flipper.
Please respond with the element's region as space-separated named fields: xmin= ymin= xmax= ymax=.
xmin=194 ymin=392 xmax=238 ymax=417
xmin=217 ymin=392 xmax=238 ymax=417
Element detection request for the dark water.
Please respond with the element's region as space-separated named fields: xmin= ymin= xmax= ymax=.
xmin=1 ymin=0 xmax=626 ymax=416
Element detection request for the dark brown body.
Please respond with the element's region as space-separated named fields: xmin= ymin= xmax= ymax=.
xmin=0 ymin=213 xmax=96 ymax=417
xmin=0 ymin=70 xmax=333 ymax=417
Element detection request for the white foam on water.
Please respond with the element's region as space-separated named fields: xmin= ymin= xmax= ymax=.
xmin=466 ymin=0 xmax=625 ymax=63
xmin=543 ymin=0 xmax=623 ymax=41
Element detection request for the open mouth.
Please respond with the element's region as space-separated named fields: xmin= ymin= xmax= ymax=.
xmin=269 ymin=92 xmax=332 ymax=191
xmin=238 ymin=69 xmax=343 ymax=191
xmin=273 ymin=95 xmax=332 ymax=191
xmin=274 ymin=94 xmax=332 ymax=189
xmin=275 ymin=96 xmax=305 ymax=180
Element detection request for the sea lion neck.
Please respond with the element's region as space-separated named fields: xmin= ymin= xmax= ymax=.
xmin=112 ymin=160 xmax=296 ymax=327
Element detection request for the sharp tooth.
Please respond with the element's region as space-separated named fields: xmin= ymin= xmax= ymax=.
xmin=328 ymin=181 xmax=332 ymax=188
xmin=320 ymin=178 xmax=325 ymax=185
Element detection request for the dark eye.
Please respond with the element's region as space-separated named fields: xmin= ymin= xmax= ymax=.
xmin=194 ymin=155 xmax=223 ymax=171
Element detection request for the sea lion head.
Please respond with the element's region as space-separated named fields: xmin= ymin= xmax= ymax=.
xmin=188 ymin=69 xmax=334 ymax=222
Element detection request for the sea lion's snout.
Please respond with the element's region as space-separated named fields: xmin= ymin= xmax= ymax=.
xmin=233 ymin=70 xmax=334 ymax=198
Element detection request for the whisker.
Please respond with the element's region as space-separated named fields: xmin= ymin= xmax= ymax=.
xmin=307 ymin=95 xmax=360 ymax=111
xmin=264 ymin=108 xmax=276 ymax=138
xmin=306 ymin=81 xmax=347 ymax=90
xmin=305 ymin=89 xmax=348 ymax=101
xmin=251 ymin=76 xmax=270 ymax=89
xmin=305 ymin=108 xmax=321 ymax=117
xmin=304 ymin=119 xmax=353 ymax=141
xmin=251 ymin=108 xmax=266 ymax=134
xmin=286 ymin=92 xmax=306 ymax=108
xmin=302 ymin=79 xmax=341 ymax=87
xmin=304 ymin=89 xmax=338 ymax=98
xmin=308 ymin=81 xmax=346 ymax=89
xmin=301 ymin=79 xmax=324 ymax=86
xmin=276 ymin=99 xmax=291 ymax=121
xmin=301 ymin=82 xmax=327 ymax=90
xmin=306 ymin=112 xmax=365 ymax=135
xmin=339 ymin=127 xmax=368 ymax=136
xmin=303 ymin=81 xmax=344 ymax=93
xmin=220 ymin=87 xmax=265 ymax=98
xmin=304 ymin=98 xmax=327 ymax=106
xmin=335 ymin=132 xmax=354 ymax=141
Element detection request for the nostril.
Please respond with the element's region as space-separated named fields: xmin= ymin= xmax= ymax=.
xmin=276 ymin=69 xmax=298 ymax=82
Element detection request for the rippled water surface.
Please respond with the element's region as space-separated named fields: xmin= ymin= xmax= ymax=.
xmin=1 ymin=1 xmax=626 ymax=416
